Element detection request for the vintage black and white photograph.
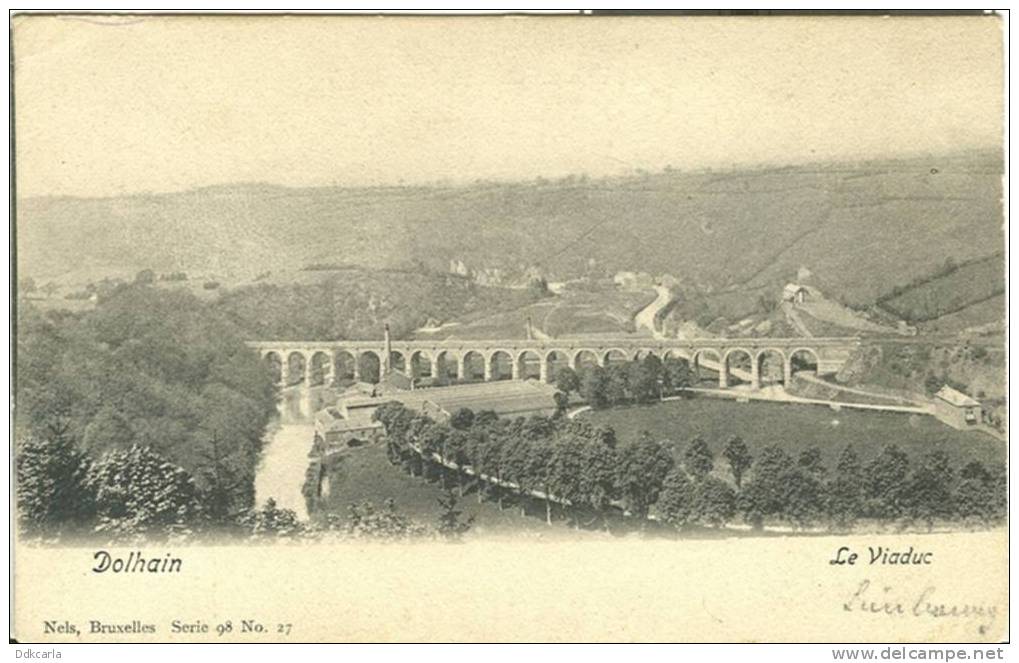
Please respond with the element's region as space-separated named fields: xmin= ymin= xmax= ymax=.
xmin=10 ymin=12 xmax=1008 ymax=644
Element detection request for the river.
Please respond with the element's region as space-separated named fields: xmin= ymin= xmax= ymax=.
xmin=253 ymin=386 xmax=336 ymax=520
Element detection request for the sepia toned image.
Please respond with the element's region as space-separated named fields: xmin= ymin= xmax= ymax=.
xmin=9 ymin=12 xmax=1008 ymax=644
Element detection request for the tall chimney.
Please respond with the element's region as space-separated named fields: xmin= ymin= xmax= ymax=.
xmin=383 ymin=323 xmax=392 ymax=377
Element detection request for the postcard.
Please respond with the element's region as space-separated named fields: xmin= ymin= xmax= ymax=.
xmin=10 ymin=13 xmax=1007 ymax=643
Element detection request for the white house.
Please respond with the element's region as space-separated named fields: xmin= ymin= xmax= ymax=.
xmin=933 ymin=386 xmax=982 ymax=429
xmin=782 ymin=283 xmax=810 ymax=303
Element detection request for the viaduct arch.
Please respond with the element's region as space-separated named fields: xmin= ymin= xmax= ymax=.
xmin=248 ymin=336 xmax=858 ymax=391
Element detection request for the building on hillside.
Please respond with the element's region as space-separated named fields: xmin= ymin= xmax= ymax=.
xmin=782 ymin=283 xmax=810 ymax=303
xmin=933 ymin=386 xmax=982 ymax=429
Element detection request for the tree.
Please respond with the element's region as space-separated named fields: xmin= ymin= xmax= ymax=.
xmin=683 ymin=436 xmax=714 ymax=480
xmin=604 ymin=365 xmax=629 ymax=405
xmin=526 ymin=441 xmax=556 ymax=525
xmin=474 ymin=409 xmax=499 ymax=428
xmin=826 ymin=445 xmax=864 ymax=531
xmin=548 ymin=434 xmax=586 ymax=525
xmin=797 ymin=446 xmax=827 ymax=479
xmin=692 ymin=476 xmax=737 ymax=527
xmin=436 ymin=490 xmax=474 ymax=540
xmin=450 ymin=407 xmax=475 ymax=431
xmin=615 ymin=433 xmax=674 ymax=520
xmin=628 ymin=358 xmax=658 ymax=403
xmin=416 ymin=422 xmax=448 ymax=484
xmin=864 ymin=444 xmax=910 ymax=520
xmin=194 ymin=428 xmax=256 ymax=522
xmin=553 ymin=391 xmax=570 ymax=417
xmin=87 ymin=445 xmax=203 ymax=539
xmin=444 ymin=430 xmax=471 ymax=496
xmin=642 ymin=353 xmax=664 ymax=396
xmin=722 ymin=435 xmax=752 ymax=489
xmin=779 ymin=468 xmax=826 ymax=530
xmin=579 ymin=366 xmax=609 ymax=409
xmin=578 ymin=439 xmax=618 ymax=528
xmin=985 ymin=462 xmax=1008 ymax=523
xmin=240 ymin=498 xmax=303 ymax=539
xmin=500 ymin=434 xmax=533 ymax=516
xmin=954 ymin=461 xmax=999 ymax=526
xmin=15 ymin=432 xmax=95 ymax=535
xmin=81 ymin=406 xmax=135 ymax=456
xmin=738 ymin=445 xmax=793 ymax=529
xmin=658 ymin=468 xmax=695 ymax=528
xmin=555 ymin=367 xmax=581 ymax=396
xmin=374 ymin=402 xmax=416 ymax=464
xmin=469 ymin=428 xmax=503 ymax=506
xmin=902 ymin=451 xmax=954 ymax=531
xmin=662 ymin=357 xmax=692 ymax=394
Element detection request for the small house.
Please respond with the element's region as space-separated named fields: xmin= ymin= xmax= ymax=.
xmin=933 ymin=386 xmax=982 ymax=429
xmin=782 ymin=283 xmax=810 ymax=304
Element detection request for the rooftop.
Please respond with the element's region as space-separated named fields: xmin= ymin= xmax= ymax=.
xmin=935 ymin=385 xmax=980 ymax=408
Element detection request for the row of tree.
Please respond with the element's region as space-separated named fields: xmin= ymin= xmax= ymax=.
xmin=553 ymin=354 xmax=695 ymax=411
xmin=374 ymin=404 xmax=1007 ymax=533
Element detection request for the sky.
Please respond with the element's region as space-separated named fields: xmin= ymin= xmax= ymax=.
xmin=13 ymin=14 xmax=1005 ymax=198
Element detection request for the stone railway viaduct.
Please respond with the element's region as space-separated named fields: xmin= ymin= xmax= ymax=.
xmin=246 ymin=336 xmax=861 ymax=391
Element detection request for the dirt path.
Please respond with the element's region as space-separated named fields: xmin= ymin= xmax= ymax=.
xmin=795 ymin=372 xmax=927 ymax=407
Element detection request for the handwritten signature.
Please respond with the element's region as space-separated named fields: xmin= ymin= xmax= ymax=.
xmin=843 ymin=579 xmax=998 ymax=635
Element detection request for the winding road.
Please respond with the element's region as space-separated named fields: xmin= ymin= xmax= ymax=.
xmin=634 ymin=285 xmax=672 ymax=339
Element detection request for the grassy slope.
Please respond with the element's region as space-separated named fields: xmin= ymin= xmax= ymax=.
xmin=414 ymin=287 xmax=654 ymax=340
xmin=214 ymin=268 xmax=540 ymax=340
xmin=18 ymin=151 xmax=1003 ymax=310
xmin=918 ymin=295 xmax=1005 ymax=334
xmin=860 ymin=342 xmax=1007 ymax=402
xmin=582 ymin=397 xmax=1005 ymax=468
xmin=879 ymin=255 xmax=1005 ymax=323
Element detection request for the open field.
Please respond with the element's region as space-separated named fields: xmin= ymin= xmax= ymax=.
xmin=316 ymin=443 xmax=599 ymax=539
xmin=582 ymin=396 xmax=1005 ymax=467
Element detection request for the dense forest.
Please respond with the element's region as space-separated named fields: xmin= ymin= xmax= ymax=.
xmin=15 ymin=284 xmax=277 ymax=539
